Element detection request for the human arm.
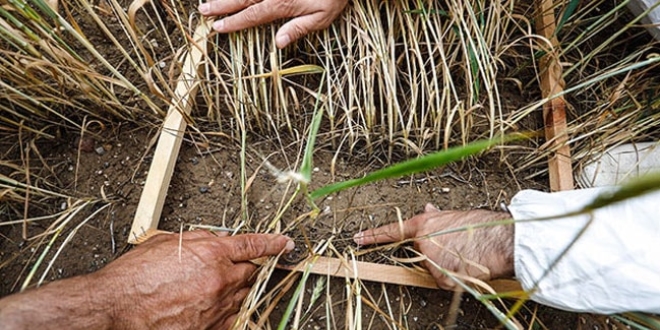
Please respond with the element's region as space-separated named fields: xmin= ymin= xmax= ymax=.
xmin=354 ymin=188 xmax=660 ymax=314
xmin=0 ymin=231 xmax=294 ymax=329
xmin=198 ymin=0 xmax=349 ymax=48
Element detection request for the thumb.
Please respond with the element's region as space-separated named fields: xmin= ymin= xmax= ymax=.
xmin=276 ymin=13 xmax=328 ymax=48
xmin=225 ymin=234 xmax=295 ymax=262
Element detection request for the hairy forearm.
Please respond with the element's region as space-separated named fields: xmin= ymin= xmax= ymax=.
xmin=441 ymin=208 xmax=514 ymax=279
xmin=0 ymin=274 xmax=114 ymax=329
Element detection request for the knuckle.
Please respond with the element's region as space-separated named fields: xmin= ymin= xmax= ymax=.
xmin=278 ymin=0 xmax=295 ymax=13
xmin=206 ymin=274 xmax=228 ymax=295
xmin=241 ymin=6 xmax=261 ymax=24
xmin=237 ymin=235 xmax=267 ymax=257
xmin=289 ymin=23 xmax=309 ymax=38
xmin=208 ymin=1 xmax=221 ymax=12
xmin=185 ymin=243 xmax=215 ymax=263
xmin=273 ymin=0 xmax=299 ymax=19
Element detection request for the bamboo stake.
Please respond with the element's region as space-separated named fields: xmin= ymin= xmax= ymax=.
xmin=536 ymin=0 xmax=574 ymax=191
xmin=128 ymin=22 xmax=210 ymax=244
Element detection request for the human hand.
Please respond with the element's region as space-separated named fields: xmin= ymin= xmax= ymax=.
xmin=353 ymin=204 xmax=514 ymax=290
xmin=92 ymin=231 xmax=294 ymax=329
xmin=198 ymin=0 xmax=349 ymax=48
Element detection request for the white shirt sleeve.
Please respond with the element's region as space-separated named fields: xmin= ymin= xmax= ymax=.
xmin=627 ymin=0 xmax=660 ymax=42
xmin=508 ymin=188 xmax=660 ymax=314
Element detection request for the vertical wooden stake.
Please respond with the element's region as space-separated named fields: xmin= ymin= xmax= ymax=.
xmin=536 ymin=0 xmax=574 ymax=191
xmin=128 ymin=22 xmax=210 ymax=244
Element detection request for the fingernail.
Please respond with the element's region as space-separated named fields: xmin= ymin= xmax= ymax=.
xmin=276 ymin=34 xmax=290 ymax=48
xmin=213 ymin=19 xmax=225 ymax=32
xmin=285 ymin=238 xmax=295 ymax=252
xmin=198 ymin=3 xmax=209 ymax=15
xmin=353 ymin=232 xmax=364 ymax=245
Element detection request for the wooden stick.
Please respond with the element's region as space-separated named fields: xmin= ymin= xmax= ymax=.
xmin=128 ymin=22 xmax=210 ymax=244
xmin=269 ymin=255 xmax=439 ymax=289
xmin=536 ymin=0 xmax=574 ymax=192
xmin=255 ymin=255 xmax=523 ymax=294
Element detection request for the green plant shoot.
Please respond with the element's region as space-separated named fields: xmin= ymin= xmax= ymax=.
xmin=310 ymin=134 xmax=527 ymax=200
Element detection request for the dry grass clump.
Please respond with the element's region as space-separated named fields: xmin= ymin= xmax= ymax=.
xmin=203 ymin=0 xmax=539 ymax=159
xmin=0 ymin=0 xmax=203 ymax=137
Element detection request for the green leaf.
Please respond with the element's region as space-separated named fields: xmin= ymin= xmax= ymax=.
xmin=310 ymin=134 xmax=525 ymax=200
xmin=404 ymin=8 xmax=449 ymax=16
xmin=555 ymin=0 xmax=579 ymax=36
xmin=585 ymin=171 xmax=660 ymax=211
xmin=300 ymin=72 xmax=326 ymax=183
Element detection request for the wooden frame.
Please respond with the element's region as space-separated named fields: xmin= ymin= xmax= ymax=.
xmin=536 ymin=0 xmax=574 ymax=191
xmin=128 ymin=22 xmax=210 ymax=244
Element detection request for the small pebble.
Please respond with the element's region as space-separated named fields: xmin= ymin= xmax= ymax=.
xmin=76 ymin=137 xmax=95 ymax=152
xmin=441 ymin=187 xmax=450 ymax=193
xmin=199 ymin=186 xmax=209 ymax=194
xmin=103 ymin=162 xmax=110 ymax=168
xmin=190 ymin=157 xmax=199 ymax=165
xmin=95 ymin=146 xmax=105 ymax=155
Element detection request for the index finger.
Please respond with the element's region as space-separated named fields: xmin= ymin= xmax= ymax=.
xmin=223 ymin=234 xmax=295 ymax=262
xmin=353 ymin=214 xmax=426 ymax=246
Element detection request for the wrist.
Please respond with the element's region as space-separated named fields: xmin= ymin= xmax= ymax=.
xmin=0 ymin=274 xmax=114 ymax=330
xmin=86 ymin=267 xmax=141 ymax=329
xmin=484 ymin=210 xmax=515 ymax=278
xmin=82 ymin=272 xmax=120 ymax=329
